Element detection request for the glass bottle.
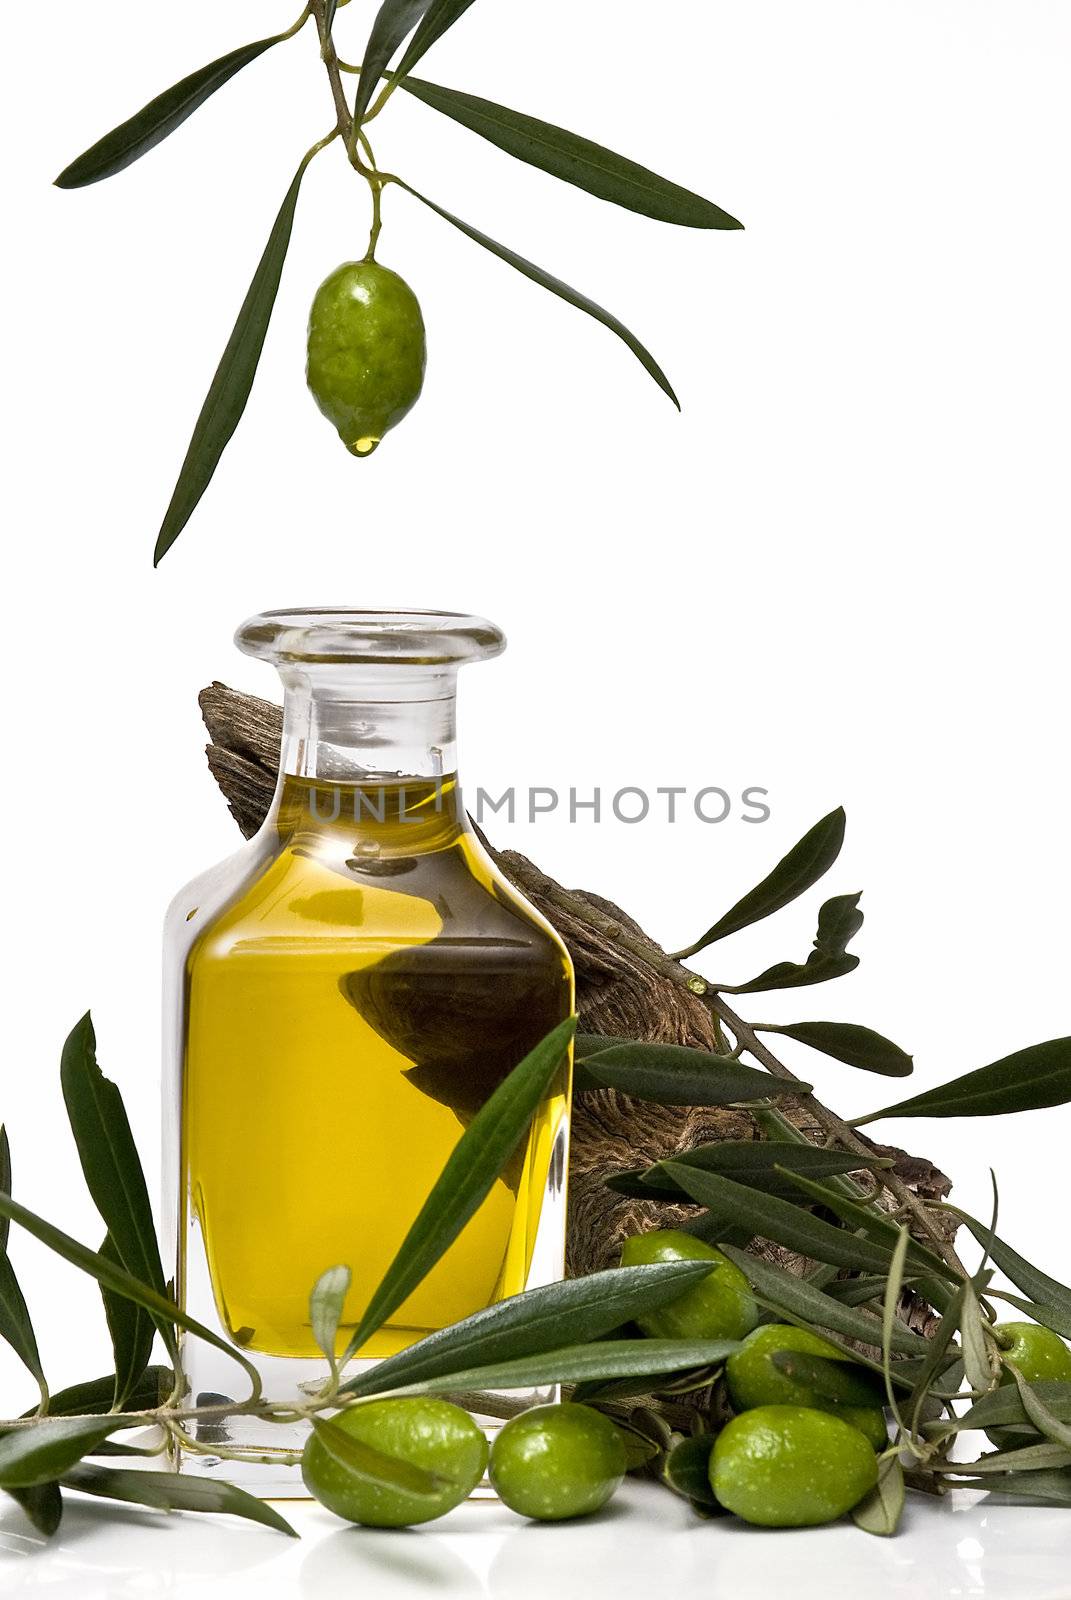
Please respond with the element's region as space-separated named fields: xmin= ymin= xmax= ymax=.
xmin=162 ymin=610 xmax=574 ymax=1492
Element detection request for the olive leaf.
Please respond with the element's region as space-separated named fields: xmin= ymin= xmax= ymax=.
xmin=310 ymin=1416 xmax=451 ymax=1499
xmin=0 ymin=1193 xmax=261 ymax=1394
xmin=852 ymin=1454 xmax=905 ymax=1537
xmin=98 ymin=1236 xmax=156 ymax=1410
xmin=576 ymin=1041 xmax=806 ymax=1107
xmin=778 ymin=1168 xmax=954 ymax=1290
xmin=399 ymin=78 xmax=742 ymax=228
xmin=992 ymin=1292 xmax=1071 ymax=1341
xmin=671 ymin=808 xmax=846 ymax=960
xmin=948 ymin=1210 xmax=1071 ymax=1327
xmin=726 ymin=894 xmax=863 ymax=995
xmin=3 ymin=1480 xmax=63 ymax=1537
xmin=324 ymin=0 xmax=340 ymax=38
xmin=757 ymin=1021 xmax=913 ymax=1079
xmin=945 ymin=1440 xmax=1071 ymax=1475
xmin=383 ymin=1338 xmax=743 ymax=1396
xmin=54 ymin=30 xmax=301 ymax=188
xmin=339 ymin=1260 xmax=713 ymax=1399
xmin=32 ymin=1368 xmax=171 ymax=1420
xmin=662 ymin=1162 xmax=900 ymax=1276
xmin=879 ymin=1224 xmax=911 ymax=1431
xmin=948 ymin=1381 xmax=1071 ymax=1435
xmin=662 ymin=1434 xmax=720 ymax=1511
xmin=853 ymin=1039 xmax=1071 ymax=1125
xmin=397 ymin=181 xmax=679 ymax=406
xmin=340 ymin=1017 xmax=575 ymax=1363
xmin=946 ymin=1468 xmax=1071 ymax=1505
xmin=0 ymin=1127 xmax=10 ymax=1251
xmin=905 ymin=1288 xmax=964 ymax=1434
xmin=392 ymin=0 xmax=478 ymax=79
xmin=352 ymin=0 xmax=440 ymax=125
xmin=60 ymin=1015 xmax=173 ymax=1359
xmin=154 ymin=150 xmax=316 ymax=565
xmin=651 ymin=1140 xmax=891 ymax=1189
xmin=310 ymin=1264 xmax=352 ymax=1365
xmin=59 ymin=1464 xmax=298 ymax=1536
xmin=0 ymin=1416 xmax=140 ymax=1489
xmin=959 ymin=1283 xmax=994 ymax=1397
xmin=0 ymin=1129 xmax=47 ymax=1409
xmin=716 ymin=1244 xmax=929 ymax=1356
xmin=1008 ymin=1367 xmax=1071 ymax=1450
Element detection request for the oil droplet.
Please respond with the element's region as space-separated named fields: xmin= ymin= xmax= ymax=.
xmin=353 ymin=839 xmax=380 ymax=859
xmin=350 ymin=434 xmax=380 ymax=456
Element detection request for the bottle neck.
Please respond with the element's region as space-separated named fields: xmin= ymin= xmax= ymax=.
xmin=277 ymin=664 xmax=459 ymax=784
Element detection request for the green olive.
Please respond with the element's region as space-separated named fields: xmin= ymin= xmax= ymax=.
xmin=301 ymin=1397 xmax=487 ymax=1527
xmin=986 ymin=1322 xmax=1071 ymax=1448
xmin=306 ymin=260 xmax=426 ymax=456
xmin=725 ymin=1323 xmax=887 ymax=1449
xmin=711 ymin=1405 xmax=880 ymax=1528
xmin=619 ymin=1229 xmax=759 ymax=1341
xmin=488 ymin=1403 xmax=627 ymax=1521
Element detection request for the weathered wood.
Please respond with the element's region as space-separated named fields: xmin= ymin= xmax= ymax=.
xmin=198 ymin=682 xmax=952 ymax=1327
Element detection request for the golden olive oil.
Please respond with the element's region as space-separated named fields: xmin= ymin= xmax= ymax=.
xmin=180 ymin=774 xmax=572 ymax=1361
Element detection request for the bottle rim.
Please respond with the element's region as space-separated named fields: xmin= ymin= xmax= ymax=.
xmin=235 ymin=608 xmax=506 ymax=668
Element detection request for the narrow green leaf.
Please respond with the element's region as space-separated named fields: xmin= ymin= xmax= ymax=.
xmin=952 ymin=1381 xmax=1071 ymax=1434
xmin=154 ymin=153 xmax=313 ymax=564
xmin=340 ymin=1260 xmax=712 ymax=1398
xmin=310 ymin=1416 xmax=450 ymax=1498
xmin=0 ymin=1132 xmax=47 ymax=1407
xmin=1009 ymin=1367 xmax=1071 ymax=1449
xmin=778 ymin=1169 xmax=955 ymax=1290
xmin=852 ymin=1455 xmax=904 ymax=1536
xmin=400 ymin=77 xmax=742 ymax=229
xmin=578 ymin=1041 xmax=805 ymax=1108
xmin=659 ymin=1140 xmax=891 ymax=1186
xmin=825 ymin=1274 xmax=914 ymax=1308
xmin=384 ymin=1338 xmax=742 ymax=1396
xmin=399 ymin=182 xmax=679 ymax=406
xmin=3 ymin=1481 xmax=63 ymax=1537
xmin=310 ymin=1264 xmax=352 ymax=1364
xmin=393 ymin=0 xmax=477 ymax=79
xmin=672 ymin=809 xmax=846 ymax=959
xmin=728 ymin=894 xmax=862 ymax=995
xmin=662 ymin=1162 xmax=898 ymax=1276
xmin=59 ymin=1464 xmax=297 ymax=1535
xmin=0 ymin=1193 xmax=260 ymax=1392
xmin=662 ymin=1434 xmax=719 ymax=1509
xmin=759 ymin=1021 xmax=913 ymax=1078
xmin=0 ymin=1127 xmax=10 ymax=1250
xmin=324 ymin=0 xmax=340 ymax=37
xmin=905 ymin=1288 xmax=964 ymax=1435
xmin=54 ymin=32 xmax=295 ymax=188
xmin=717 ymin=1244 xmax=928 ymax=1356
xmin=0 ymin=1417 xmax=138 ymax=1488
xmin=769 ymin=1350 xmax=884 ymax=1408
xmin=880 ymin=1225 xmax=911 ymax=1422
xmin=59 ymin=1014 xmax=171 ymax=1362
xmin=946 ymin=1467 xmax=1071 ymax=1505
xmin=99 ymin=1236 xmax=156 ymax=1409
xmin=604 ymin=1168 xmax=686 ymax=1201
xmin=948 ymin=1210 xmax=1071 ymax=1327
xmin=992 ymin=1292 xmax=1071 ymax=1341
xmin=342 ymin=1018 xmax=575 ymax=1361
xmin=854 ymin=1039 xmax=1071 ymax=1125
xmin=352 ymin=0 xmax=439 ymax=125
xmin=944 ymin=1440 xmax=1071 ymax=1474
xmin=960 ymin=1283 xmax=994 ymax=1396
xmin=32 ymin=1368 xmax=170 ymax=1420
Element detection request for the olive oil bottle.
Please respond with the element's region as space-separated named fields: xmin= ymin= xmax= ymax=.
xmin=162 ymin=611 xmax=574 ymax=1490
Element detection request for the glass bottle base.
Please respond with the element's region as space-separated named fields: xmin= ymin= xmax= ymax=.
xmin=172 ymin=1346 xmax=555 ymax=1499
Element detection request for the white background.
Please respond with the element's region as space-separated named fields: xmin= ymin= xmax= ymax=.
xmin=1 ymin=0 xmax=1070 ymax=1583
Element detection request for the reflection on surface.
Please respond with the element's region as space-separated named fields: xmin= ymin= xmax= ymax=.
xmin=2 ymin=1476 xmax=1070 ymax=1598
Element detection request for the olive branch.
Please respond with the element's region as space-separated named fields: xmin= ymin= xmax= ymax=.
xmin=3 ymin=813 xmax=1071 ymax=1538
xmin=55 ymin=0 xmax=743 ymax=564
